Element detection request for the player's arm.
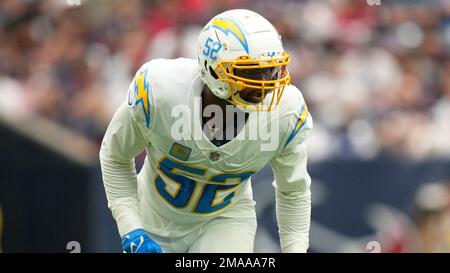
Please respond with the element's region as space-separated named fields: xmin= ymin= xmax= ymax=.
xmin=99 ymin=101 xmax=146 ymax=237
xmin=99 ymin=62 xmax=161 ymax=252
xmin=270 ymin=96 xmax=313 ymax=253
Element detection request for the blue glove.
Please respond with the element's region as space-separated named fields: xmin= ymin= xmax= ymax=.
xmin=121 ymin=229 xmax=163 ymax=253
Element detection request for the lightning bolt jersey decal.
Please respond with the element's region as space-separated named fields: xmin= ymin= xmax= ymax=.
xmin=284 ymin=103 xmax=309 ymax=148
xmin=128 ymin=68 xmax=151 ymax=128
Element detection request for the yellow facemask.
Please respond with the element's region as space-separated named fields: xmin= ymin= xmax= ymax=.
xmin=214 ymin=53 xmax=291 ymax=111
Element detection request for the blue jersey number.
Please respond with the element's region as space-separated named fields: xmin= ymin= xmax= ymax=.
xmin=155 ymin=157 xmax=254 ymax=213
xmin=155 ymin=157 xmax=206 ymax=208
xmin=195 ymin=172 xmax=253 ymax=213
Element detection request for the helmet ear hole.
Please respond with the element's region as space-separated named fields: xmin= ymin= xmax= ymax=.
xmin=209 ymin=66 xmax=219 ymax=80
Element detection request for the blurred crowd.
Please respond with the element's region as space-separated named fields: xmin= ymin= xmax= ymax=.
xmin=375 ymin=181 xmax=450 ymax=253
xmin=0 ymin=0 xmax=450 ymax=160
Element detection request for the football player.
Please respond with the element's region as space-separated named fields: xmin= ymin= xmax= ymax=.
xmin=100 ymin=9 xmax=313 ymax=253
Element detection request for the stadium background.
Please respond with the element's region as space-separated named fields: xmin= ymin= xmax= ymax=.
xmin=0 ymin=0 xmax=449 ymax=252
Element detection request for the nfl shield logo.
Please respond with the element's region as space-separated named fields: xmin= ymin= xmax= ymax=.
xmin=209 ymin=151 xmax=220 ymax=161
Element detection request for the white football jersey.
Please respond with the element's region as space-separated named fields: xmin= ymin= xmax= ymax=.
xmin=101 ymin=58 xmax=312 ymax=238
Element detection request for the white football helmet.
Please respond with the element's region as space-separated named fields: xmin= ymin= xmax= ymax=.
xmin=198 ymin=9 xmax=291 ymax=111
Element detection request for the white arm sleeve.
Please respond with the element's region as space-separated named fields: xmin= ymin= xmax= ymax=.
xmin=99 ymin=102 xmax=147 ymax=237
xmin=271 ymin=142 xmax=311 ymax=253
